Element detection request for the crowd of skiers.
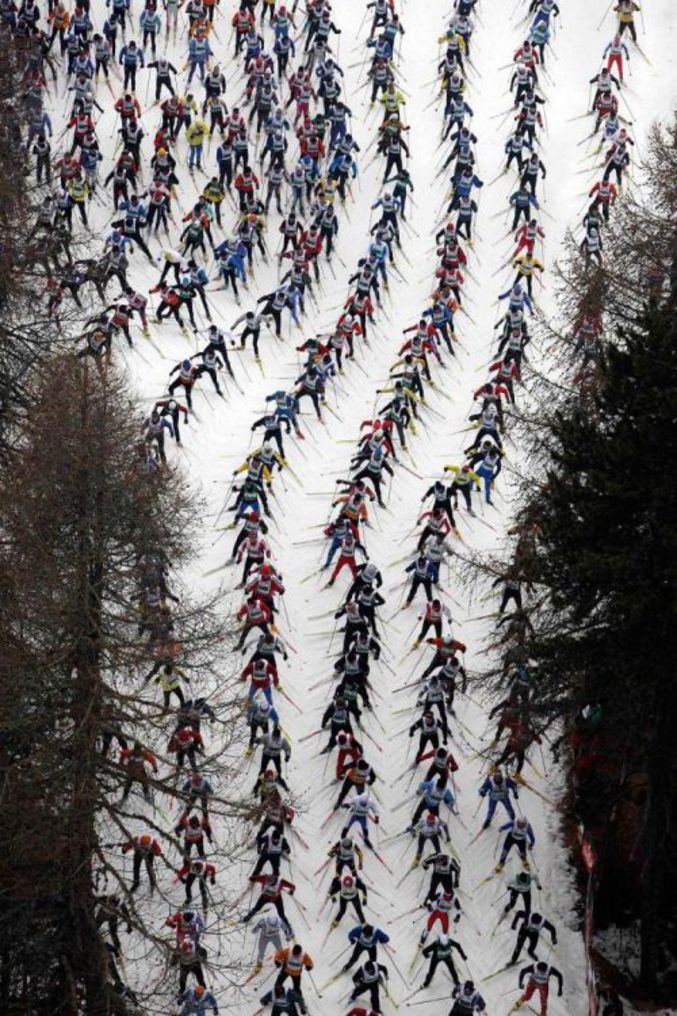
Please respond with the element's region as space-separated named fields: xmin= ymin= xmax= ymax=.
xmin=247 ymin=0 xmax=639 ymax=1012
xmin=5 ymin=0 xmax=645 ymax=1008
xmin=281 ymin=0 xmax=564 ymax=1012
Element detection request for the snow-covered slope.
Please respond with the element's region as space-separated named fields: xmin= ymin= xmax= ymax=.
xmin=41 ymin=0 xmax=677 ymax=1012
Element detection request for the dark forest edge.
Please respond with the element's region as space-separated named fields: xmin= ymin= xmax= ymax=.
xmin=460 ymin=119 xmax=677 ymax=1007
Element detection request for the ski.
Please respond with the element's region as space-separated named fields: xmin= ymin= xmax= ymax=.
xmin=483 ymin=961 xmax=517 ymax=982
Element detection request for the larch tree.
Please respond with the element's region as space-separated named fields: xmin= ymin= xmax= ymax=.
xmin=0 ymin=355 xmax=249 ymax=1015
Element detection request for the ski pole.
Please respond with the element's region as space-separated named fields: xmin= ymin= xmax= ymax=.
xmin=407 ymin=996 xmax=450 ymax=1006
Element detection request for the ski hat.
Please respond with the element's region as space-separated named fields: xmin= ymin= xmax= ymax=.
xmin=342 ymin=874 xmax=354 ymax=887
xmin=182 ymin=910 xmax=195 ymax=922
xmin=138 ymin=833 xmax=152 ymax=848
xmin=341 ymin=837 xmax=352 ymax=849
xmin=266 ymin=913 xmax=281 ymax=928
xmin=354 ymin=794 xmax=369 ymax=807
xmin=439 ymin=933 xmax=449 ymax=945
xmin=194 ymin=986 xmax=206 ymax=997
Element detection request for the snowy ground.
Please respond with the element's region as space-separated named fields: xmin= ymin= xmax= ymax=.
xmin=43 ymin=0 xmax=677 ymax=1012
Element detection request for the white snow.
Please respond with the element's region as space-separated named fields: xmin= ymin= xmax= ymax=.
xmin=41 ymin=0 xmax=677 ymax=1012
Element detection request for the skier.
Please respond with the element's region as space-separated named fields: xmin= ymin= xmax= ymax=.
xmin=496 ymin=815 xmax=536 ymax=870
xmin=421 ymin=932 xmax=468 ymax=988
xmin=513 ymin=961 xmax=563 ymax=1015
xmin=478 ymin=769 xmax=520 ymax=827
xmin=252 ymin=912 xmax=292 ymax=969
xmin=251 ymin=828 xmax=292 ymax=878
xmin=412 ymin=812 xmax=451 ymax=863
xmin=449 ymin=980 xmax=487 ymax=1013
xmin=328 ymin=872 xmax=369 ymax=926
xmin=501 ymin=870 xmax=542 ymax=920
xmin=340 ymin=794 xmax=379 ymax=849
xmin=242 ymin=874 xmax=296 ymax=926
xmin=177 ymin=985 xmax=218 ymax=1015
xmin=349 ymin=961 xmax=389 ymax=1011
xmin=273 ymin=943 xmax=314 ymax=1000
xmin=423 ymin=851 xmax=461 ymax=903
xmin=510 ymin=910 xmax=557 ymax=965
xmin=343 ymin=923 xmax=390 ymax=971
xmin=121 ymin=832 xmax=162 ymax=892
xmin=178 ymin=858 xmax=217 ymax=911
